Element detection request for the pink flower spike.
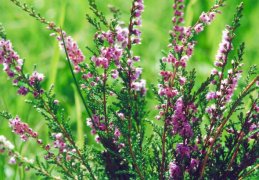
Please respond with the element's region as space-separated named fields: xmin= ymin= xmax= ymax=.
xmin=55 ymin=32 xmax=85 ymax=70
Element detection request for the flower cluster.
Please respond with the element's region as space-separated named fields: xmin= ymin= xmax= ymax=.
xmin=168 ymin=143 xmax=201 ymax=179
xmin=7 ymin=114 xmax=75 ymax=164
xmin=17 ymin=86 xmax=29 ymax=95
xmin=170 ymin=97 xmax=197 ymax=138
xmin=51 ymin=133 xmax=76 ymax=161
xmin=9 ymin=116 xmax=38 ymax=141
xmin=169 ymin=162 xmax=181 ymax=178
xmin=0 ymin=37 xmax=46 ymax=97
xmin=13 ymin=70 xmax=45 ymax=97
xmin=221 ymin=70 xmax=242 ymax=102
xmin=130 ymin=0 xmax=144 ymax=45
xmin=29 ymin=71 xmax=45 ymax=97
xmin=158 ymin=0 xmax=214 ymax=103
xmin=90 ymin=24 xmax=145 ymax=93
xmin=0 ymin=39 xmax=23 ymax=78
xmin=86 ymin=114 xmax=107 ymax=135
xmin=206 ymin=29 xmax=242 ymax=116
xmin=87 ymin=0 xmax=146 ymax=97
xmin=169 ymin=0 xmax=195 ymax=66
xmin=132 ymin=79 xmax=146 ymax=93
xmin=86 ymin=114 xmax=124 ymax=148
xmin=53 ymin=133 xmax=67 ymax=152
xmin=55 ymin=31 xmax=85 ymax=72
xmin=176 ymin=143 xmax=191 ymax=158
xmin=29 ymin=71 xmax=44 ymax=85
xmin=215 ymin=29 xmax=232 ymax=66
xmin=91 ymin=28 xmax=126 ymax=69
xmin=194 ymin=11 xmax=216 ymax=33
xmin=171 ymin=0 xmax=186 ymax=44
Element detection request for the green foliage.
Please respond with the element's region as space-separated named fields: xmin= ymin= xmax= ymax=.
xmin=0 ymin=0 xmax=258 ymax=179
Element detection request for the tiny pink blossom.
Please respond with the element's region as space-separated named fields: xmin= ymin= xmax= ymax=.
xmin=114 ymin=128 xmax=121 ymax=138
xmin=9 ymin=156 xmax=16 ymax=164
xmin=194 ymin=23 xmax=204 ymax=33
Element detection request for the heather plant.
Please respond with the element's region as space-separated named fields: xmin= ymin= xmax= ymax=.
xmin=0 ymin=0 xmax=258 ymax=179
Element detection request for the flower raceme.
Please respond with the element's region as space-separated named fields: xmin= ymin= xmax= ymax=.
xmin=9 ymin=116 xmax=38 ymax=141
xmin=0 ymin=0 xmax=258 ymax=180
xmin=0 ymin=38 xmax=46 ymax=97
xmin=215 ymin=29 xmax=233 ymax=67
xmin=51 ymin=31 xmax=86 ymax=73
xmin=0 ymin=39 xmax=23 ymax=78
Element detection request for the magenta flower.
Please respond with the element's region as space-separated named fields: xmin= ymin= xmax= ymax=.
xmin=56 ymin=32 xmax=85 ymax=72
xmin=170 ymin=97 xmax=194 ymax=138
xmin=206 ymin=92 xmax=217 ymax=100
xmin=215 ymin=29 xmax=232 ymax=66
xmin=17 ymin=86 xmax=29 ymax=96
xmin=169 ymin=161 xmax=181 ymax=178
xmin=189 ymin=158 xmax=199 ymax=171
xmin=114 ymin=128 xmax=121 ymax=138
xmin=9 ymin=116 xmax=38 ymax=141
xmin=194 ymin=23 xmax=204 ymax=33
xmin=53 ymin=133 xmax=67 ymax=153
xmin=29 ymin=71 xmax=45 ymax=85
xmin=132 ymin=79 xmax=146 ymax=93
xmin=130 ymin=0 xmax=144 ymax=45
xmin=176 ymin=143 xmax=191 ymax=158
xmin=0 ymin=39 xmax=23 ymax=78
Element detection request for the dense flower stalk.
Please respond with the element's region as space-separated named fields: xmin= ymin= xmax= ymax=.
xmin=53 ymin=31 xmax=86 ymax=72
xmin=129 ymin=0 xmax=144 ymax=45
xmin=0 ymin=39 xmax=23 ymax=78
xmin=91 ymin=28 xmax=126 ymax=69
xmin=215 ymin=29 xmax=232 ymax=67
xmin=170 ymin=97 xmax=197 ymax=138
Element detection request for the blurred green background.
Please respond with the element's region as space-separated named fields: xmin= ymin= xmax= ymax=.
xmin=0 ymin=0 xmax=258 ymax=179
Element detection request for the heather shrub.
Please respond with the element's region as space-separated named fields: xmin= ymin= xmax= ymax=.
xmin=0 ymin=0 xmax=258 ymax=179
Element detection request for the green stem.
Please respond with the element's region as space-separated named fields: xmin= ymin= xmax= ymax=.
xmin=103 ymin=69 xmax=109 ymax=133
xmin=60 ymin=31 xmax=96 ymax=180
xmin=60 ymin=31 xmax=93 ymax=122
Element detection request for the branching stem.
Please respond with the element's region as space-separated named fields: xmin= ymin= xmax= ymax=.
xmin=199 ymin=76 xmax=258 ymax=178
xmin=159 ymin=68 xmax=177 ymax=180
xmin=103 ymin=69 xmax=109 ymax=133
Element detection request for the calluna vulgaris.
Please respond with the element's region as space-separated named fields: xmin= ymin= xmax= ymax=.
xmin=0 ymin=0 xmax=258 ymax=179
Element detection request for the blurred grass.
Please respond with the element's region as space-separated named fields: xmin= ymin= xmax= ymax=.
xmin=0 ymin=0 xmax=258 ymax=179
